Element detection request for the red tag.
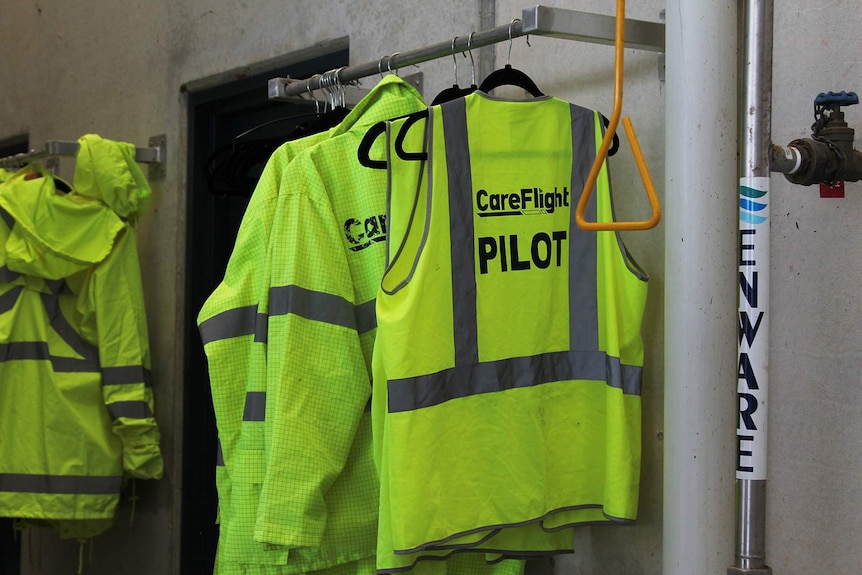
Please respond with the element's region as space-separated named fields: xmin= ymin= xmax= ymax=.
xmin=23 ymin=172 xmax=41 ymax=181
xmin=820 ymin=180 xmax=845 ymax=198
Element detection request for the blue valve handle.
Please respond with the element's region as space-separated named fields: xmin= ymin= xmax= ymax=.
xmin=815 ymin=91 xmax=859 ymax=107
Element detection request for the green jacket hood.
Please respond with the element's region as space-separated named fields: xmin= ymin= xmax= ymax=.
xmin=0 ymin=135 xmax=151 ymax=280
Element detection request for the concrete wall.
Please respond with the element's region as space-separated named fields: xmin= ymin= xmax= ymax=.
xmin=0 ymin=1 xmax=859 ymax=574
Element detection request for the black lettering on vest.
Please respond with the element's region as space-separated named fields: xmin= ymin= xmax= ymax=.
xmin=553 ymin=231 xmax=567 ymax=267
xmin=510 ymin=234 xmax=530 ymax=271
xmin=738 ymin=353 xmax=759 ymax=390
xmin=344 ymin=218 xmax=364 ymax=245
xmin=476 ymin=232 xmax=568 ymax=274
xmin=531 ymin=232 xmax=551 ymax=269
xmin=738 ymin=392 xmax=758 ymax=430
xmin=478 ymin=237 xmax=497 ymax=275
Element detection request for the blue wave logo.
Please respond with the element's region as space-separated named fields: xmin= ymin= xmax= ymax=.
xmin=740 ymin=185 xmax=768 ymax=225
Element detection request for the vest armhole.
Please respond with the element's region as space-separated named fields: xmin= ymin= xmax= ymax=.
xmin=381 ymin=116 xmax=432 ymax=295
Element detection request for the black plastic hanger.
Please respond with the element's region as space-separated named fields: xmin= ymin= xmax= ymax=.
xmin=357 ymin=110 xmax=429 ymax=169
xmin=478 ymin=20 xmax=544 ymax=97
xmin=431 ymin=37 xmax=479 ymax=105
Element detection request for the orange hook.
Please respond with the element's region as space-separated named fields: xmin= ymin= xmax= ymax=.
xmin=575 ymin=0 xmax=662 ymax=232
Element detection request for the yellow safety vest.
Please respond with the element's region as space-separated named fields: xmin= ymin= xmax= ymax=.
xmin=374 ymin=92 xmax=648 ymax=565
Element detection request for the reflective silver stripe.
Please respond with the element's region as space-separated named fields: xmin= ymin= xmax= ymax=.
xmin=102 ymin=365 xmax=152 ymax=387
xmin=0 ymin=285 xmax=23 ymax=314
xmin=0 ymin=473 xmax=122 ymax=495
xmin=355 ymin=299 xmax=377 ymax=334
xmin=0 ymin=208 xmax=13 ymax=229
xmin=269 ymin=285 xmax=357 ymax=330
xmin=254 ymin=312 xmax=268 ymax=343
xmin=216 ymin=440 xmax=225 ymax=467
xmin=440 ymin=99 xmax=479 ymax=366
xmin=106 ymin=401 xmax=154 ymax=420
xmin=0 ymin=265 xmax=21 ymax=283
xmin=40 ymin=292 xmax=99 ymax=364
xmin=198 ymin=305 xmax=257 ymax=344
xmin=387 ymin=350 xmax=642 ymax=413
xmin=0 ymin=342 xmax=93 ymax=372
xmin=569 ymin=104 xmax=599 ymax=351
xmin=243 ymin=391 xmax=266 ymax=422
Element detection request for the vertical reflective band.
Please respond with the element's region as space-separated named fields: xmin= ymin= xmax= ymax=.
xmin=40 ymin=292 xmax=99 ymax=364
xmin=355 ymin=299 xmax=377 ymax=334
xmin=440 ymin=99 xmax=479 ymax=366
xmin=102 ymin=365 xmax=152 ymax=387
xmin=243 ymin=391 xmax=266 ymax=422
xmin=254 ymin=312 xmax=268 ymax=343
xmin=0 ymin=285 xmax=23 ymax=314
xmin=106 ymin=401 xmax=154 ymax=420
xmin=216 ymin=440 xmax=225 ymax=467
xmin=0 ymin=265 xmax=21 ymax=284
xmin=568 ymin=105 xmax=599 ymax=351
xmin=0 ymin=473 xmax=122 ymax=495
xmin=0 ymin=208 xmax=13 ymax=229
xmin=198 ymin=305 xmax=258 ymax=344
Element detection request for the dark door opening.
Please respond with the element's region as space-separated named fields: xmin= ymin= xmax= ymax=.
xmin=182 ymin=48 xmax=348 ymax=575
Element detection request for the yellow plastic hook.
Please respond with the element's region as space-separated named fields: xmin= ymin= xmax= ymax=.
xmin=575 ymin=0 xmax=662 ymax=232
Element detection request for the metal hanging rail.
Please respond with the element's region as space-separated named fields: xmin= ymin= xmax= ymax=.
xmin=0 ymin=140 xmax=163 ymax=169
xmin=268 ymin=4 xmax=665 ymax=101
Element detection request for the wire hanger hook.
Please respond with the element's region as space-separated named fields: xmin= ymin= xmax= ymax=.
xmin=507 ymin=18 xmax=519 ymax=66
xmin=450 ymin=37 xmax=459 ymax=85
xmin=387 ymin=52 xmax=401 ymax=76
xmin=464 ymin=32 xmax=476 ymax=86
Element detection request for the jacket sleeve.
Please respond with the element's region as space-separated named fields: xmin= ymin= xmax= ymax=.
xmin=86 ymin=225 xmax=163 ymax=480
xmin=254 ymin=164 xmax=371 ymax=548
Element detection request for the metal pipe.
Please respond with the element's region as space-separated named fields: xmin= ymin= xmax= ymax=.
xmin=663 ymin=1 xmax=737 ymax=573
xmin=270 ymin=5 xmax=665 ymax=99
xmin=732 ymin=0 xmax=773 ymax=572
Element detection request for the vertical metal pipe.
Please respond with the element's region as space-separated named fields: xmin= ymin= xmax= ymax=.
xmin=663 ymin=1 xmax=738 ymax=574
xmin=732 ymin=0 xmax=773 ymax=573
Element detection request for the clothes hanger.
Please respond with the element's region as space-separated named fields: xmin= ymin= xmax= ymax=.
xmin=290 ymin=69 xmax=352 ymax=137
xmin=431 ymin=36 xmax=479 ymax=105
xmin=478 ymin=19 xmax=544 ymax=97
xmin=358 ymin=56 xmax=431 ymax=169
xmin=574 ymin=0 xmax=661 ymax=231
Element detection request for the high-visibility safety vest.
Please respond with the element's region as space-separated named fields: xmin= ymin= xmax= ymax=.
xmin=0 ymin=135 xmax=163 ymax=540
xmin=373 ymin=92 xmax=648 ymax=566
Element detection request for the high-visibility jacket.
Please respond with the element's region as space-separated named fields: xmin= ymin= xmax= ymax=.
xmin=199 ymin=75 xmax=429 ymax=573
xmin=373 ymin=92 xmax=648 ymax=567
xmin=0 ymin=135 xmax=162 ymax=540
xmin=200 ymin=128 xmax=332 ymax=572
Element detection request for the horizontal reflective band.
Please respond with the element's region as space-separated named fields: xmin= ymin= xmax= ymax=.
xmin=269 ymin=285 xmax=357 ymax=330
xmin=355 ymin=299 xmax=377 ymax=334
xmin=106 ymin=401 xmax=154 ymax=420
xmin=0 ymin=286 xmax=23 ymax=314
xmin=216 ymin=440 xmax=225 ymax=467
xmin=198 ymin=305 xmax=257 ymax=344
xmin=243 ymin=391 xmax=266 ymax=422
xmin=0 ymin=208 xmax=13 ymax=229
xmin=0 ymin=473 xmax=122 ymax=495
xmin=0 ymin=265 xmax=21 ymax=284
xmin=102 ymin=365 xmax=153 ymax=387
xmin=387 ymin=350 xmax=642 ymax=413
xmin=0 ymin=342 xmax=96 ymax=372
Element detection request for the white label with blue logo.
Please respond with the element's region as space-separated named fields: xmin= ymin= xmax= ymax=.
xmin=737 ymin=176 xmax=769 ymax=480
